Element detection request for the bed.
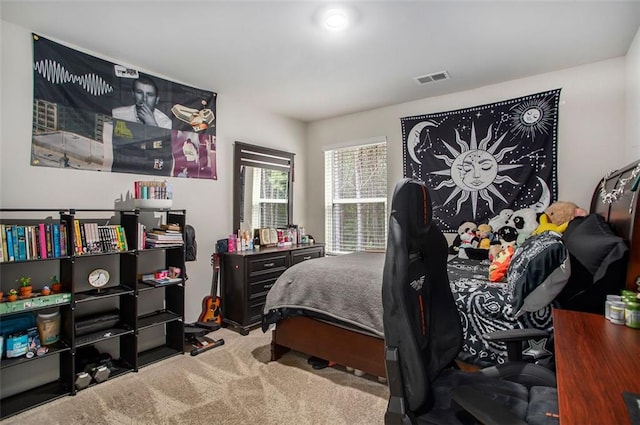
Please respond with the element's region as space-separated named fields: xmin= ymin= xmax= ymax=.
xmin=263 ymin=159 xmax=640 ymax=376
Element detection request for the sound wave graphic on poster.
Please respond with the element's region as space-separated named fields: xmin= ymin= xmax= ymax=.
xmin=34 ymin=59 xmax=114 ymax=96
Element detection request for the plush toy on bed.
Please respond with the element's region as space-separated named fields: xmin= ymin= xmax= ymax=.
xmin=532 ymin=201 xmax=588 ymax=235
xmin=457 ymin=225 xmax=480 ymax=259
xmin=506 ymin=208 xmax=539 ymax=246
xmin=476 ymin=224 xmax=494 ymax=249
xmin=488 ymin=226 xmax=519 ymax=282
xmin=448 ymin=221 xmax=478 ymax=255
xmin=488 ymin=209 xmax=514 ymax=234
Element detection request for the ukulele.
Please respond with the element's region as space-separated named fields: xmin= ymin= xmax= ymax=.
xmin=198 ymin=252 xmax=222 ymax=324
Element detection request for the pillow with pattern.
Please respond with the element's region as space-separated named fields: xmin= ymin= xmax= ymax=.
xmin=506 ymin=231 xmax=570 ymax=315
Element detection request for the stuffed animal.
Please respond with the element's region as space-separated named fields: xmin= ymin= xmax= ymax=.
xmin=476 ymin=224 xmax=494 ymax=249
xmin=531 ymin=201 xmax=587 ymax=235
xmin=488 ymin=209 xmax=514 ymax=234
xmin=457 ymin=226 xmax=479 ymax=259
xmin=449 ymin=221 xmax=477 ymax=255
xmin=488 ymin=226 xmax=519 ymax=282
xmin=506 ymin=208 xmax=538 ymax=246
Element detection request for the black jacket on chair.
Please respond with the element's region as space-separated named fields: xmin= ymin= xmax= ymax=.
xmin=382 ymin=178 xmax=558 ymax=425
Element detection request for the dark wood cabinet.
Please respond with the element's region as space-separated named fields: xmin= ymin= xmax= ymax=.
xmin=221 ymin=244 xmax=325 ymax=335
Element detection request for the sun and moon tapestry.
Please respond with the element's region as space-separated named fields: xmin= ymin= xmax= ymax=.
xmin=401 ymin=89 xmax=561 ymax=232
xmin=30 ymin=33 xmax=217 ymax=180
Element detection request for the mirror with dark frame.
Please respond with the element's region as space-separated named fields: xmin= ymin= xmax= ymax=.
xmin=233 ymin=142 xmax=294 ymax=235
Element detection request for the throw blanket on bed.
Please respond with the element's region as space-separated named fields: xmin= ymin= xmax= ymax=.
xmin=448 ymin=257 xmax=554 ymax=367
xmin=263 ymin=252 xmax=386 ymax=337
xmin=263 ymin=252 xmax=554 ymax=367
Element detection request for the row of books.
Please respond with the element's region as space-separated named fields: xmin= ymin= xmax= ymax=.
xmin=145 ymin=223 xmax=183 ymax=248
xmin=73 ymin=221 xmax=129 ymax=255
xmin=0 ymin=223 xmax=68 ymax=262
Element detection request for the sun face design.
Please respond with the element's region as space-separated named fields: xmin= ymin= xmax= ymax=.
xmin=430 ymin=122 xmax=522 ymax=218
xmin=510 ymin=97 xmax=554 ymax=139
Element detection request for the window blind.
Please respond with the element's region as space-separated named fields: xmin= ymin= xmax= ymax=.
xmin=324 ymin=141 xmax=387 ymax=253
xmin=252 ymin=167 xmax=289 ymax=228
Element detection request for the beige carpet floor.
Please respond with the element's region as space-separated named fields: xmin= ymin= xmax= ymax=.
xmin=2 ymin=328 xmax=389 ymax=425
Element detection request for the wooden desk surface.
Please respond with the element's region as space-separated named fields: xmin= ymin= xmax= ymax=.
xmin=554 ymin=308 xmax=640 ymax=425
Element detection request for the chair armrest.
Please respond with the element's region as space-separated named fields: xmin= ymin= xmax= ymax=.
xmin=483 ymin=328 xmax=550 ymax=362
xmin=483 ymin=328 xmax=549 ymax=342
xmin=452 ymin=386 xmax=528 ymax=425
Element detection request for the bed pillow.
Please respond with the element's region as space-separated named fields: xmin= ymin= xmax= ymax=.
xmin=506 ymin=231 xmax=570 ymax=314
xmin=561 ymin=213 xmax=628 ymax=283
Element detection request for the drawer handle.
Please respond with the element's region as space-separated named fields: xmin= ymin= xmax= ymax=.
xmin=303 ymin=256 xmax=312 ymax=260
xmin=264 ymin=262 xmax=275 ymax=268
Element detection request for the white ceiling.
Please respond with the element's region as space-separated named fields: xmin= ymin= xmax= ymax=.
xmin=2 ymin=1 xmax=640 ymax=122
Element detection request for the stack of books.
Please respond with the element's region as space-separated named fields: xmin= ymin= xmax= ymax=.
xmin=145 ymin=223 xmax=183 ymax=248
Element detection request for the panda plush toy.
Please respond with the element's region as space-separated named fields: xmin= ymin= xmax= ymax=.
xmin=506 ymin=208 xmax=539 ymax=246
xmin=448 ymin=221 xmax=477 ymax=255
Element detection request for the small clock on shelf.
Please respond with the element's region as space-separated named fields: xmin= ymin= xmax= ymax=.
xmin=88 ymin=268 xmax=110 ymax=290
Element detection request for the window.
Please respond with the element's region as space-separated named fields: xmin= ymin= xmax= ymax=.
xmin=324 ymin=138 xmax=387 ymax=253
xmin=251 ymin=167 xmax=289 ymax=228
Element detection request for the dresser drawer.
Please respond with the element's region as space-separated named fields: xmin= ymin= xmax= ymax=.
xmin=291 ymin=247 xmax=324 ymax=265
xmin=248 ymin=294 xmax=267 ymax=324
xmin=249 ymin=275 xmax=278 ymax=297
xmin=248 ymin=254 xmax=288 ymax=276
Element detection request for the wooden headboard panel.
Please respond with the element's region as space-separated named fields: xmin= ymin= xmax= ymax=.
xmin=590 ymin=159 xmax=640 ymax=290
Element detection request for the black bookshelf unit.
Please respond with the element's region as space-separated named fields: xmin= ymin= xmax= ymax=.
xmin=0 ymin=208 xmax=186 ymax=419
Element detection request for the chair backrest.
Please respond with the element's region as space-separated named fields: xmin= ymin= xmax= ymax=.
xmin=382 ymin=178 xmax=463 ymax=414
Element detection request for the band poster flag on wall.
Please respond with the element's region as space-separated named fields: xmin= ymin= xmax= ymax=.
xmin=401 ymin=89 xmax=560 ymax=232
xmin=30 ymin=33 xmax=217 ymax=179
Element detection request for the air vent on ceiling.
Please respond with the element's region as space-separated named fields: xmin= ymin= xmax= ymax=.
xmin=414 ymin=71 xmax=450 ymax=85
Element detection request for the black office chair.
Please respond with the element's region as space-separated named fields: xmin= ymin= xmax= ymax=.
xmin=382 ymin=178 xmax=559 ymax=425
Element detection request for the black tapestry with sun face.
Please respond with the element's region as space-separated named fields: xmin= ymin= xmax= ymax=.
xmin=401 ymin=89 xmax=560 ymax=232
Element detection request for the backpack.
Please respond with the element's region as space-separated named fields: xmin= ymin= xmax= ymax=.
xmin=185 ymin=224 xmax=197 ymax=261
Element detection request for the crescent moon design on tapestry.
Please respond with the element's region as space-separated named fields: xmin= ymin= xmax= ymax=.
xmin=407 ymin=121 xmax=437 ymax=164
xmin=530 ymin=176 xmax=551 ymax=212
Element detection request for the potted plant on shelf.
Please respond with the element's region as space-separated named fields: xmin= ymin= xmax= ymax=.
xmin=50 ymin=275 xmax=62 ymax=294
xmin=7 ymin=289 xmax=18 ymax=302
xmin=41 ymin=285 xmax=51 ymax=296
xmin=18 ymin=276 xmax=33 ymax=297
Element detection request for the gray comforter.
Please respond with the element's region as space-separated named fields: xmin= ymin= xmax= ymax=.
xmin=263 ymin=251 xmax=386 ymax=337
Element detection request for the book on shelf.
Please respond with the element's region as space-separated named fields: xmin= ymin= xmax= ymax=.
xmin=1 ymin=224 xmax=7 ymax=261
xmin=59 ymin=223 xmax=67 ymax=257
xmin=141 ymin=277 xmax=182 ymax=286
xmin=38 ymin=222 xmax=47 ymax=259
xmin=73 ymin=219 xmax=83 ymax=255
xmin=137 ymin=223 xmax=146 ymax=250
xmin=145 ymin=239 xmax=184 ymax=248
xmin=146 ymin=232 xmax=183 ymax=240
xmin=0 ymin=225 xmax=4 ymax=262
xmin=160 ymin=223 xmax=181 ymax=232
xmin=45 ymin=224 xmax=53 ymax=257
xmin=6 ymin=225 xmax=15 ymax=261
xmin=52 ymin=223 xmax=61 ymax=258
xmin=16 ymin=225 xmax=26 ymax=261
xmin=12 ymin=225 xmax=20 ymax=261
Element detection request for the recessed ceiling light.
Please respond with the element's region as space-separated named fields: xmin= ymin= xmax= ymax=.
xmin=324 ymin=8 xmax=349 ymax=30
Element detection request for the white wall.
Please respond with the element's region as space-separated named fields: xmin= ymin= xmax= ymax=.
xmin=306 ymin=57 xmax=630 ymax=240
xmin=0 ymin=21 xmax=308 ymax=322
xmin=627 ymin=27 xmax=640 ymax=159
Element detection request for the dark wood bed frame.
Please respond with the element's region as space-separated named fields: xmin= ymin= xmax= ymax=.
xmin=270 ymin=160 xmax=640 ymax=379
